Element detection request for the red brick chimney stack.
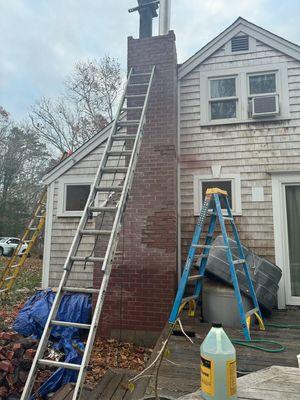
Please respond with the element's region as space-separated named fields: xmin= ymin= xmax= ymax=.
xmin=94 ymin=31 xmax=178 ymax=345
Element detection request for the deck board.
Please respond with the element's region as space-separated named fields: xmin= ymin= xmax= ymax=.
xmin=136 ymin=307 xmax=300 ymax=399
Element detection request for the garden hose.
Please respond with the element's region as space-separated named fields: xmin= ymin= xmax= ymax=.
xmin=230 ymin=321 xmax=300 ymax=353
xmin=264 ymin=322 xmax=300 ymax=329
xmin=231 ymin=338 xmax=286 ymax=353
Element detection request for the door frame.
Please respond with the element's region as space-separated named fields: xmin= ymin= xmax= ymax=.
xmin=271 ymin=171 xmax=300 ymax=307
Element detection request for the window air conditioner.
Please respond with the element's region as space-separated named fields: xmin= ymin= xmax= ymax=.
xmin=251 ymin=94 xmax=279 ymax=118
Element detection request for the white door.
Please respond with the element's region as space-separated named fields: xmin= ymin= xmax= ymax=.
xmin=283 ymin=184 xmax=300 ymax=305
xmin=272 ymin=173 xmax=300 ymax=307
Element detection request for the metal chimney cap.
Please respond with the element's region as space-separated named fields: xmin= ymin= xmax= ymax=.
xmin=137 ymin=0 xmax=159 ymax=17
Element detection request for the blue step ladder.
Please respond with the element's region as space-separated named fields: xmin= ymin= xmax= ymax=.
xmin=169 ymin=188 xmax=265 ymax=341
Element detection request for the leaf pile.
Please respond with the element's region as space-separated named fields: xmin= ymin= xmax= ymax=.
xmin=86 ymin=338 xmax=152 ymax=388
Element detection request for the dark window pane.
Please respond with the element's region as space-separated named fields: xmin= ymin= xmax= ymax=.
xmin=66 ymin=185 xmax=90 ymax=211
xmin=211 ymin=100 xmax=236 ymax=119
xmin=285 ymin=185 xmax=300 ymax=296
xmin=202 ymin=181 xmax=232 ymax=209
xmin=211 ymin=78 xmax=236 ymax=98
xmin=249 ymin=73 xmax=276 ymax=95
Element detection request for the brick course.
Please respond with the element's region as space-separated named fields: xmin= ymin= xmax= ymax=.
xmin=94 ymin=32 xmax=178 ymax=342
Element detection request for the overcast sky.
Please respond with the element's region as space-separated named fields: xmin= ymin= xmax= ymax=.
xmin=1 ymin=0 xmax=299 ymax=120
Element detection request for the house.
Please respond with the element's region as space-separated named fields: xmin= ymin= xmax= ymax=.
xmin=42 ymin=16 xmax=300 ymax=342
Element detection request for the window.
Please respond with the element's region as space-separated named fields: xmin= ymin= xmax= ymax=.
xmin=194 ymin=174 xmax=241 ymax=215
xmin=201 ymin=180 xmax=232 ymax=208
xmin=248 ymin=73 xmax=276 ymax=95
xmin=65 ymin=185 xmax=90 ymax=211
xmin=200 ymin=64 xmax=289 ymax=125
xmin=209 ymin=77 xmax=237 ymax=120
xmin=57 ymin=179 xmax=92 ymax=217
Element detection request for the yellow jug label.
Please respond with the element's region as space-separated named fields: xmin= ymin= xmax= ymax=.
xmin=227 ymin=359 xmax=237 ymax=396
xmin=200 ymin=356 xmax=214 ymax=396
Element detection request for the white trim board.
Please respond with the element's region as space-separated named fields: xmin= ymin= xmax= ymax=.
xmin=271 ymin=171 xmax=300 ymax=308
xmin=42 ymin=182 xmax=54 ymax=288
xmin=179 ymin=17 xmax=300 ymax=80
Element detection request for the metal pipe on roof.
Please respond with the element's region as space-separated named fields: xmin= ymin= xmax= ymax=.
xmin=159 ymin=0 xmax=171 ymax=35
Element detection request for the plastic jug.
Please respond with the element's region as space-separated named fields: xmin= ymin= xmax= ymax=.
xmin=200 ymin=323 xmax=237 ymax=400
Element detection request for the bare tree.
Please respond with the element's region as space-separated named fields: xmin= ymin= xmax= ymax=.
xmin=29 ymin=55 xmax=122 ymax=154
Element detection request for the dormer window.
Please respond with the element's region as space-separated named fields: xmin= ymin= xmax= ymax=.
xmin=231 ymin=35 xmax=249 ymax=52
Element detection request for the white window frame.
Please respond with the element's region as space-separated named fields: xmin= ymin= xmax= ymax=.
xmin=57 ymin=177 xmax=92 ymax=217
xmin=209 ymin=75 xmax=239 ymax=122
xmin=200 ymin=63 xmax=290 ymax=126
xmin=193 ymin=174 xmax=242 ymax=216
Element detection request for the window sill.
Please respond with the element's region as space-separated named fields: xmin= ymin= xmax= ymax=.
xmin=200 ymin=116 xmax=291 ymax=127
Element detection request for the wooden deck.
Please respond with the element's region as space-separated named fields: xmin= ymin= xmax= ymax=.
xmin=135 ymin=307 xmax=300 ymax=399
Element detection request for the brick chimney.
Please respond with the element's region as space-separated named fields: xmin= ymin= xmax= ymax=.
xmin=94 ymin=31 xmax=178 ymax=345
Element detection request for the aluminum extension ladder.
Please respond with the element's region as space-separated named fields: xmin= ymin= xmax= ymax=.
xmin=0 ymin=189 xmax=47 ymax=295
xmin=21 ymin=65 xmax=156 ymax=400
xmin=169 ymin=187 xmax=265 ymax=341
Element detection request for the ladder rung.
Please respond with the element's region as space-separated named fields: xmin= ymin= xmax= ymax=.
xmin=125 ymin=94 xmax=145 ymax=98
xmin=38 ymin=359 xmax=81 ymax=370
xmin=0 ymin=288 xmax=8 ymax=293
xmin=246 ymin=308 xmax=259 ymax=318
xmin=233 ymin=259 xmax=246 ymax=265
xmin=128 ymin=82 xmax=149 ymax=87
xmin=29 ymin=228 xmax=38 ymax=231
xmin=11 ymin=264 xmax=20 ymax=269
xmin=95 ymin=186 xmax=123 ymax=192
xmin=107 ymin=150 xmax=132 ymax=157
xmin=89 ymin=206 xmax=117 ymax=213
xmin=182 ymin=295 xmax=198 ymax=303
xmin=71 ymin=256 xmax=104 ymax=263
xmin=117 ymin=120 xmax=140 ymax=126
xmin=121 ymin=106 xmax=143 ymax=111
xmin=102 ymin=167 xmax=128 ymax=174
xmin=188 ymin=275 xmax=204 ymax=282
xmin=223 ymin=216 xmax=233 ymax=221
xmin=112 ymin=134 xmax=136 ymax=141
xmin=80 ymin=230 xmax=111 ymax=236
xmin=63 ymin=287 xmax=99 ymax=294
xmin=131 ymin=72 xmax=151 ymax=77
xmin=51 ymin=320 xmax=91 ymax=329
xmin=24 ymin=240 xmax=32 ymax=243
xmin=192 ymin=244 xmax=212 ymax=249
xmin=5 ymin=276 xmax=14 ymax=281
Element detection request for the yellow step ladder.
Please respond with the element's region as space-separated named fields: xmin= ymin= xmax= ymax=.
xmin=0 ymin=189 xmax=47 ymax=295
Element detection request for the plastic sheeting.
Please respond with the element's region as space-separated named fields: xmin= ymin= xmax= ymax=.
xmin=13 ymin=289 xmax=92 ymax=398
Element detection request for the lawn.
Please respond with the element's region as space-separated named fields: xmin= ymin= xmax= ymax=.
xmin=0 ymin=255 xmax=42 ymax=330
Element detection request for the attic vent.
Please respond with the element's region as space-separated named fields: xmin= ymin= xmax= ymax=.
xmin=231 ymin=35 xmax=249 ymax=52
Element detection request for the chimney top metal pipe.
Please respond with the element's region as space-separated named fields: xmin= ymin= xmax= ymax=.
xmin=159 ymin=0 xmax=171 ymax=35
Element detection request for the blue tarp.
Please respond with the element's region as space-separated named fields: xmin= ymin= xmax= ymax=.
xmin=13 ymin=289 xmax=92 ymax=398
